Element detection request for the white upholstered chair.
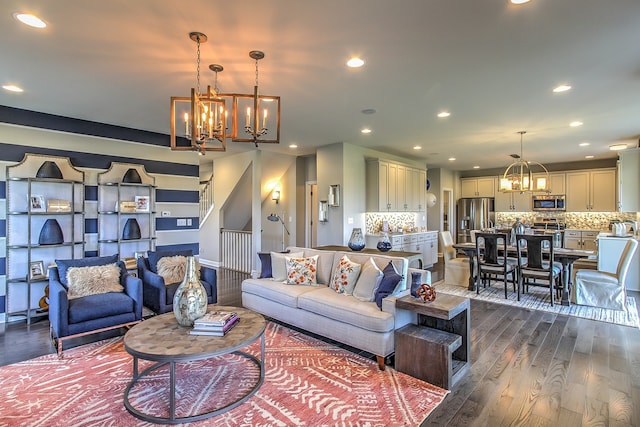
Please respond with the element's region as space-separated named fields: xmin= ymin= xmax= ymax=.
xmin=571 ymin=239 xmax=638 ymax=310
xmin=440 ymin=231 xmax=471 ymax=286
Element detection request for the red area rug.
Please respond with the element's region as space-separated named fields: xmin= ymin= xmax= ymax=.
xmin=0 ymin=322 xmax=447 ymax=426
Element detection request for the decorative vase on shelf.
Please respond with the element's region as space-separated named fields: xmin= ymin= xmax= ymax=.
xmin=377 ymin=232 xmax=392 ymax=252
xmin=347 ymin=228 xmax=366 ymax=251
xmin=36 ymin=161 xmax=63 ymax=179
xmin=122 ymin=218 xmax=141 ymax=240
xmin=38 ymin=219 xmax=64 ymax=245
xmin=122 ymin=168 xmax=142 ymax=184
xmin=410 ymin=271 xmax=422 ymax=297
xmin=173 ymin=256 xmax=208 ymax=327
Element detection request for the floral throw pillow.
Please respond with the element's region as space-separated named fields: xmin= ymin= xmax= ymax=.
xmin=285 ymin=255 xmax=319 ymax=285
xmin=330 ymin=255 xmax=362 ymax=294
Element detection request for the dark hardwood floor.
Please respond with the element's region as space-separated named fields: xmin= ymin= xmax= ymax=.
xmin=2 ymin=261 xmax=639 ymax=426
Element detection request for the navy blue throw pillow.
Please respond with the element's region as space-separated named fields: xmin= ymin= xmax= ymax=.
xmin=374 ymin=261 xmax=403 ymax=309
xmin=258 ymin=252 xmax=272 ymax=278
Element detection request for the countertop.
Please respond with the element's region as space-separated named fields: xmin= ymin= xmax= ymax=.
xmin=597 ymin=232 xmax=640 ymax=240
xmin=366 ymin=230 xmax=438 ymax=237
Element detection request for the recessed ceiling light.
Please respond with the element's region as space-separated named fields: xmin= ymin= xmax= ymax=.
xmin=448 ymin=157 xmax=456 ymax=161
xmin=289 ymin=144 xmax=298 ymax=149
xmin=2 ymin=84 xmax=23 ymax=92
xmin=473 ymin=165 xmax=480 ymax=169
xmin=437 ymin=111 xmax=451 ymax=118
xmin=413 ymin=146 xmax=422 ymax=150
xmin=347 ymin=57 xmax=364 ymax=68
xmin=14 ymin=13 xmax=46 ymax=28
xmin=569 ymin=121 xmax=583 ymax=127
xmin=578 ymin=142 xmax=590 ymax=147
xmin=609 ymin=144 xmax=627 ymax=151
xmin=510 ymin=0 xmax=531 ymax=4
xmin=585 ymin=155 xmax=594 ymax=159
xmin=361 ymin=128 xmax=372 ymax=134
xmin=553 ymin=84 xmax=572 ymax=93
xmin=361 ymin=108 xmax=376 ymax=115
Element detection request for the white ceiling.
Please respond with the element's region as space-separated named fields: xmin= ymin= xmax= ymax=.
xmin=1 ymin=0 xmax=639 ymax=171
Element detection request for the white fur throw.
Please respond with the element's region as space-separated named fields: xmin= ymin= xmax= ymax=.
xmin=66 ymin=263 xmax=123 ymax=299
xmin=156 ymin=255 xmax=200 ymax=285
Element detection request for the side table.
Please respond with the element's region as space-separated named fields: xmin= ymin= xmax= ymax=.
xmin=395 ymin=294 xmax=470 ymax=389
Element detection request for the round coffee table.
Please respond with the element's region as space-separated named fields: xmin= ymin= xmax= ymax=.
xmin=123 ymin=305 xmax=266 ymax=424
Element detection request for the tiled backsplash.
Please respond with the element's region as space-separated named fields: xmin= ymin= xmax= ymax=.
xmin=365 ymin=212 xmax=419 ymax=234
xmin=496 ymin=211 xmax=639 ymax=230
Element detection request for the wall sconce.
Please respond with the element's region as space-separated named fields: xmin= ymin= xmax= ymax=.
xmin=328 ymin=184 xmax=340 ymax=207
xmin=319 ymin=200 xmax=328 ymax=222
xmin=272 ymin=189 xmax=281 ymax=204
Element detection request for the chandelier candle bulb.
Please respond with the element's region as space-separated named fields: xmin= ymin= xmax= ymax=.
xmin=184 ymin=113 xmax=189 ymax=136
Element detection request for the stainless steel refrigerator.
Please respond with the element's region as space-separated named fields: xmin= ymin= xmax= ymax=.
xmin=457 ymin=197 xmax=495 ymax=243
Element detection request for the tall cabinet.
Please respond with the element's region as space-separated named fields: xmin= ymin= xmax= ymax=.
xmin=5 ymin=154 xmax=85 ymax=323
xmin=97 ymin=163 xmax=156 ymax=258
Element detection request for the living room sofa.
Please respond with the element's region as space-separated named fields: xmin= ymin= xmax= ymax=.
xmin=241 ymin=246 xmax=429 ymax=369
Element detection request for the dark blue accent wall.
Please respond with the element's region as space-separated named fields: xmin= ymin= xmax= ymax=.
xmin=156 ymin=189 xmax=199 ymax=203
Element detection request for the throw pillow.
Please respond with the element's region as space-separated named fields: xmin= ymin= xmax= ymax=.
xmin=271 ymin=251 xmax=303 ymax=281
xmin=352 ymin=258 xmax=383 ymax=302
xmin=285 ymin=255 xmax=319 ymax=285
xmin=330 ymin=255 xmax=362 ymax=294
xmin=147 ymin=249 xmax=193 ymax=273
xmin=374 ymin=261 xmax=404 ymax=309
xmin=66 ymin=263 xmax=123 ymax=299
xmin=258 ymin=252 xmax=272 ymax=278
xmin=156 ymin=255 xmax=197 ymax=284
xmin=55 ymin=254 xmax=119 ymax=287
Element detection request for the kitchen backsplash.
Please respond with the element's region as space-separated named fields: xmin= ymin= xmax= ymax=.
xmin=496 ymin=211 xmax=639 ymax=230
xmin=365 ymin=212 xmax=419 ymax=234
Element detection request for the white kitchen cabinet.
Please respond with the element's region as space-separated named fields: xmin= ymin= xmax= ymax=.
xmin=565 ymin=169 xmax=616 ymax=212
xmin=532 ymin=172 xmax=565 ymax=194
xmin=597 ymin=234 xmax=639 ymax=291
xmin=423 ymin=231 xmax=438 ymax=267
xmin=618 ymin=148 xmax=640 ymax=212
xmin=564 ymin=229 xmax=599 ymax=251
xmin=461 ymin=177 xmax=495 ymax=198
xmin=366 ymin=159 xmax=426 ymax=212
xmin=495 ymin=190 xmax=530 ymax=212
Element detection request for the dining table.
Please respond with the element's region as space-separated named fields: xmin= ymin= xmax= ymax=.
xmin=452 ymin=242 xmax=595 ymax=306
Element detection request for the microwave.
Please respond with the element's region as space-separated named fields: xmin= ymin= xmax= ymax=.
xmin=532 ymin=195 xmax=565 ymax=211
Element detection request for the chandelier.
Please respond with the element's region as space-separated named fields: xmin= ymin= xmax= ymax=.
xmin=499 ymin=131 xmax=550 ymax=193
xmin=227 ymin=51 xmax=281 ymax=146
xmin=170 ymin=33 xmax=280 ymax=154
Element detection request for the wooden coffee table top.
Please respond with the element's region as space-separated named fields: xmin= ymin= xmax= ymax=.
xmin=124 ymin=305 xmax=266 ymax=362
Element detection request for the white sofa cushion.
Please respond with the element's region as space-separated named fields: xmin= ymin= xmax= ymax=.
xmin=297 ymin=287 xmax=395 ymax=333
xmin=353 ymin=257 xmax=383 ymax=301
xmin=241 ymin=278 xmax=317 ymax=308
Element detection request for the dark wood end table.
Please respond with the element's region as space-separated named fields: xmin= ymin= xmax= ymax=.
xmin=395 ymin=294 xmax=470 ymax=389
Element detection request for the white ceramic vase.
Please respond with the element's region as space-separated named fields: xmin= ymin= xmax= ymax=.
xmin=173 ymin=256 xmax=207 ymax=327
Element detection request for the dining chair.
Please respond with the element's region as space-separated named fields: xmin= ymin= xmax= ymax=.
xmin=515 ymin=234 xmax=562 ymax=306
xmin=571 ymin=239 xmax=638 ymax=310
xmin=475 ymin=232 xmax=518 ymax=299
xmin=440 ymin=230 xmax=472 ymax=286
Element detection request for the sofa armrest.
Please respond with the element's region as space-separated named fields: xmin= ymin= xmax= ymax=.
xmin=124 ymin=273 xmax=144 ymax=320
xmin=48 ymin=270 xmax=69 ymax=338
xmin=142 ymin=268 xmax=168 ymax=306
xmin=200 ymin=266 xmax=217 ymax=301
xmin=382 ymin=290 xmax=417 ymax=330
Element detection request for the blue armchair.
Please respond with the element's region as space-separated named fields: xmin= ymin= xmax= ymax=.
xmin=49 ymin=254 xmax=143 ymax=357
xmin=137 ymin=250 xmax=217 ymax=314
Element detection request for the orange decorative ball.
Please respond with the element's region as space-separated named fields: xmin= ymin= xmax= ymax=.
xmin=416 ymin=283 xmax=436 ymax=302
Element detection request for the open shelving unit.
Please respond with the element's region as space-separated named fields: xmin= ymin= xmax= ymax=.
xmin=97 ymin=163 xmax=156 ymax=258
xmin=5 ymin=154 xmax=85 ymax=324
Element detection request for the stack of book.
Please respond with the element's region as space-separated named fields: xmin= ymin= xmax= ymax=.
xmin=190 ymin=310 xmax=239 ymax=336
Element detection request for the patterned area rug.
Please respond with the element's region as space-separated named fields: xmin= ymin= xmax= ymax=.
xmin=0 ymin=322 xmax=448 ymax=426
xmin=434 ymin=281 xmax=640 ymax=328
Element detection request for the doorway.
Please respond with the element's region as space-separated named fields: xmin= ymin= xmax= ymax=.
xmin=305 ymin=182 xmax=318 ymax=247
